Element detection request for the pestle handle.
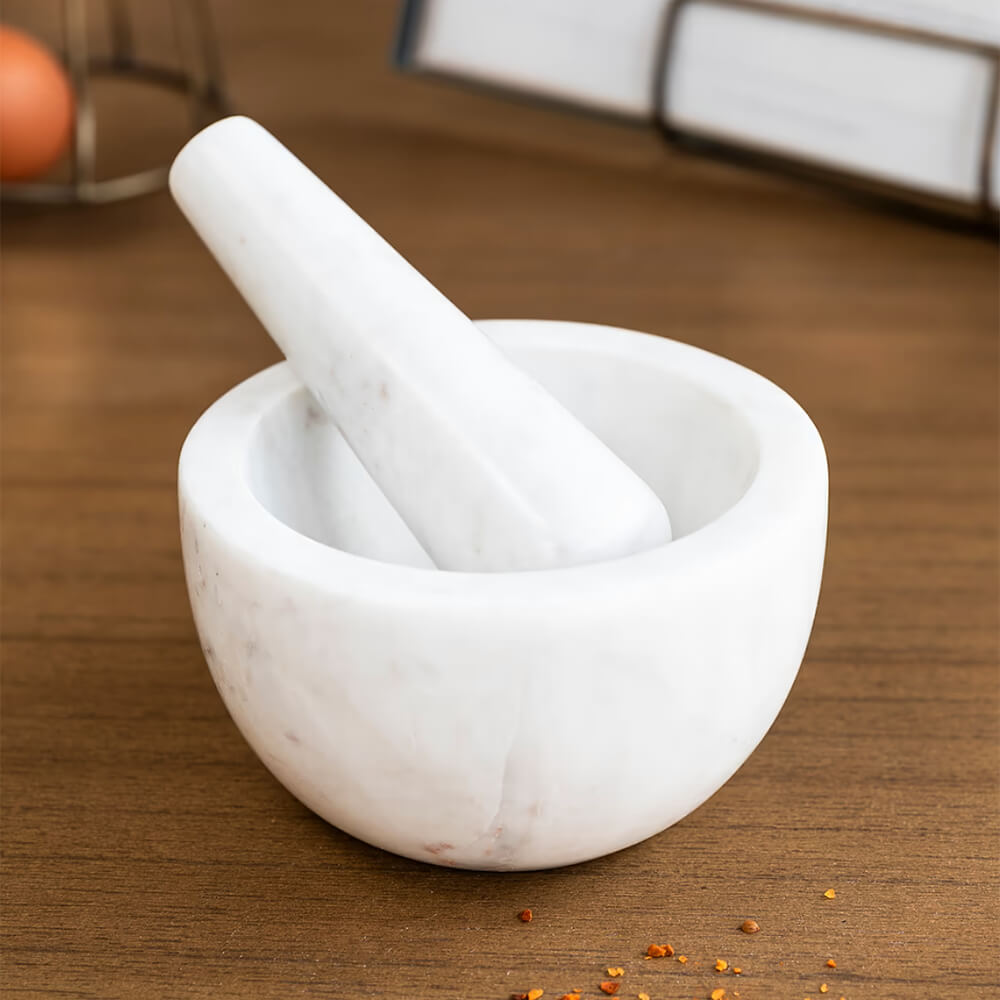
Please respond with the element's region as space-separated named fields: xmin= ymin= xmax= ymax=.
xmin=170 ymin=117 xmax=671 ymax=571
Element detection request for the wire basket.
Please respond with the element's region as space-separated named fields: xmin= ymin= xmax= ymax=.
xmin=2 ymin=0 xmax=228 ymax=204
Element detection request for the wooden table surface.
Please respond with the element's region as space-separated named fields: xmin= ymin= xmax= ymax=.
xmin=2 ymin=3 xmax=998 ymax=998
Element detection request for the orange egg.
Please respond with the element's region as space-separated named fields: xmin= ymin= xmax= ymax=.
xmin=0 ymin=25 xmax=75 ymax=182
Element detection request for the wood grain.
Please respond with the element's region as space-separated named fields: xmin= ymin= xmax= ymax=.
xmin=2 ymin=3 xmax=997 ymax=998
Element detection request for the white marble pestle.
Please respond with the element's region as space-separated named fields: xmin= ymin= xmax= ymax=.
xmin=169 ymin=117 xmax=671 ymax=571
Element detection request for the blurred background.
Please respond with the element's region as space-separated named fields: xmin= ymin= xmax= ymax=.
xmin=3 ymin=0 xmax=996 ymax=439
xmin=2 ymin=3 xmax=998 ymax=999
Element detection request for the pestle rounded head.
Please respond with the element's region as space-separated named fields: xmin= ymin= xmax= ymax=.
xmin=169 ymin=116 xmax=671 ymax=571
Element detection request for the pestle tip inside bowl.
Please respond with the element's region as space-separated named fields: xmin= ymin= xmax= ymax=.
xmin=169 ymin=116 xmax=671 ymax=572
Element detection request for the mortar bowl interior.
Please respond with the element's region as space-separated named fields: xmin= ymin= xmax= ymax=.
xmin=178 ymin=320 xmax=828 ymax=870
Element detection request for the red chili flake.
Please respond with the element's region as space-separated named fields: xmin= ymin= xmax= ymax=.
xmin=826 ymin=959 xmax=837 ymax=969
xmin=518 ymin=909 xmax=534 ymax=923
xmin=647 ymin=944 xmax=672 ymax=958
xmin=599 ymin=982 xmax=621 ymax=995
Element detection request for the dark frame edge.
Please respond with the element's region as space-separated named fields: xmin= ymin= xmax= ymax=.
xmin=390 ymin=0 xmax=1000 ymax=236
xmin=654 ymin=0 xmax=1000 ymax=235
xmin=393 ymin=0 xmax=427 ymax=68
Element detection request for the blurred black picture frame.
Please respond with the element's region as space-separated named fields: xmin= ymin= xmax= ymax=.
xmin=395 ymin=0 xmax=1000 ymax=236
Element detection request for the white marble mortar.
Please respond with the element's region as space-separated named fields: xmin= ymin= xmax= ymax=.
xmin=179 ymin=320 xmax=828 ymax=870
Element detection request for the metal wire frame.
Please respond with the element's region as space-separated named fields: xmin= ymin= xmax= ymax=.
xmin=2 ymin=0 xmax=228 ymax=205
xmin=652 ymin=0 xmax=1000 ymax=227
xmin=395 ymin=0 xmax=1000 ymax=233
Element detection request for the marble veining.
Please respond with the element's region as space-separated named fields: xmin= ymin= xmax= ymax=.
xmin=170 ymin=116 xmax=671 ymax=571
xmin=178 ymin=320 xmax=828 ymax=870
